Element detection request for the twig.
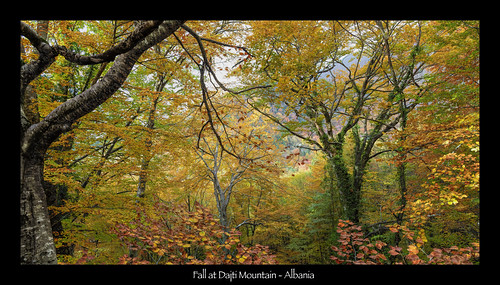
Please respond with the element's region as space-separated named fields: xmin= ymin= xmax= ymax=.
xmin=180 ymin=23 xmax=271 ymax=161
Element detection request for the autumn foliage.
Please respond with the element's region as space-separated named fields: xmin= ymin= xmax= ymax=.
xmin=330 ymin=220 xmax=479 ymax=265
xmin=111 ymin=197 xmax=276 ymax=265
xmin=20 ymin=20 xmax=479 ymax=265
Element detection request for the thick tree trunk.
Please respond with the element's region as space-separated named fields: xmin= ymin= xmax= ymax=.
xmin=329 ymin=156 xmax=362 ymax=224
xmin=20 ymin=150 xmax=58 ymax=264
xmin=20 ymin=52 xmax=141 ymax=264
xmin=327 ymin=138 xmax=369 ymax=224
xmin=329 ymin=155 xmax=350 ymax=221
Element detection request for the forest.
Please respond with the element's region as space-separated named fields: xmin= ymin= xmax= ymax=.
xmin=20 ymin=20 xmax=479 ymax=265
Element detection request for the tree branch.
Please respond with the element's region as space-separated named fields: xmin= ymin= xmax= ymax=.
xmin=247 ymin=98 xmax=325 ymax=151
xmin=20 ymin=22 xmax=50 ymax=53
xmin=199 ymin=36 xmax=254 ymax=57
xmin=55 ymin=20 xmax=164 ymax=65
xmin=180 ymin=23 xmax=271 ymax=162
xmin=368 ymin=149 xmax=393 ymax=160
xmin=235 ymin=219 xmax=263 ymax=229
xmin=21 ymin=20 xmax=184 ymax=155
xmin=181 ymin=24 xmax=271 ymax=95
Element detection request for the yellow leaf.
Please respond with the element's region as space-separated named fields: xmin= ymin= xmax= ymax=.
xmin=408 ymin=244 xmax=419 ymax=255
xmin=199 ymin=231 xmax=206 ymax=237
xmin=182 ymin=244 xmax=191 ymax=248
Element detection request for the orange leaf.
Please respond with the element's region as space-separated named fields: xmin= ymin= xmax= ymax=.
xmin=408 ymin=244 xmax=419 ymax=255
xmin=388 ymin=246 xmax=402 ymax=256
xmin=388 ymin=249 xmax=399 ymax=256
xmin=375 ymin=240 xmax=385 ymax=249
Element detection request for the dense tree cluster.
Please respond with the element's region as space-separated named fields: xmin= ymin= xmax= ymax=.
xmin=20 ymin=20 xmax=478 ymax=265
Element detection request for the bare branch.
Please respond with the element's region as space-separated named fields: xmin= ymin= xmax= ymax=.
xmin=235 ymin=219 xmax=263 ymax=229
xmin=181 ymin=24 xmax=271 ymax=95
xmin=181 ymin=23 xmax=271 ymax=161
xmin=247 ymin=98 xmax=325 ymax=151
xmin=368 ymin=149 xmax=394 ymax=160
xmin=199 ymin=36 xmax=254 ymax=57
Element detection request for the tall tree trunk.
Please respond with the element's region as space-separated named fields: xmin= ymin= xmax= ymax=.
xmin=329 ymin=152 xmax=354 ymax=222
xmin=394 ymin=99 xmax=409 ymax=245
xmin=136 ymin=128 xmax=153 ymax=198
xmin=210 ymin=145 xmax=230 ymax=231
xmin=20 ymin=150 xmax=58 ymax=264
xmin=323 ymin=158 xmax=339 ymax=230
xmin=196 ymin=140 xmax=247 ymax=233
xmin=136 ymin=88 xmax=162 ymax=198
xmin=329 ymin=157 xmax=363 ymax=224
xmin=326 ymin=125 xmax=378 ymax=224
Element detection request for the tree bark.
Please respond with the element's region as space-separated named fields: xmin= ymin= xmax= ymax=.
xmin=20 ymin=20 xmax=184 ymax=264
xmin=136 ymin=79 xmax=164 ymax=198
xmin=195 ymin=139 xmax=247 ymax=232
xmin=20 ymin=150 xmax=58 ymax=264
xmin=394 ymin=99 xmax=409 ymax=246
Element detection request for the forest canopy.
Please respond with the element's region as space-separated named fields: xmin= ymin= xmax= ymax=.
xmin=20 ymin=20 xmax=479 ymax=265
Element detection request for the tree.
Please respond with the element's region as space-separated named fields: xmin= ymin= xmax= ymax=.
xmin=194 ymin=97 xmax=280 ymax=231
xmin=20 ymin=20 xmax=184 ymax=264
xmin=239 ymin=21 xmax=428 ymax=223
xmin=196 ymin=137 xmax=247 ymax=230
xmin=132 ymin=40 xmax=190 ymax=198
xmin=393 ymin=21 xmax=479 ymax=248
